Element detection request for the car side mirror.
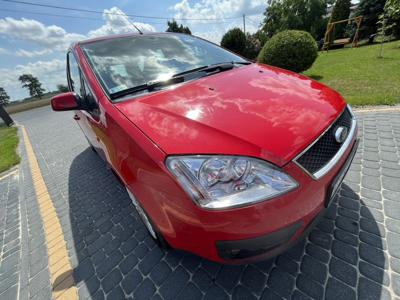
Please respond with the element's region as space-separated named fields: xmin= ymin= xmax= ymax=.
xmin=51 ymin=92 xmax=81 ymax=111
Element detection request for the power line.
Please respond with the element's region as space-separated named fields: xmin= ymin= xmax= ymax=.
xmin=0 ymin=8 xmax=103 ymax=21
xmin=0 ymin=7 xmax=236 ymax=26
xmin=0 ymin=0 xmax=242 ymax=21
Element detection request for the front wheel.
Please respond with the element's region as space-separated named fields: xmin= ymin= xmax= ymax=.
xmin=126 ymin=188 xmax=169 ymax=249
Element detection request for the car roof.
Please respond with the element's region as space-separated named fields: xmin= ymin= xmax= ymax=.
xmin=74 ymin=32 xmax=184 ymax=47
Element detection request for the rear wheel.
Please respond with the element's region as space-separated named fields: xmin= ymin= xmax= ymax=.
xmin=126 ymin=188 xmax=169 ymax=249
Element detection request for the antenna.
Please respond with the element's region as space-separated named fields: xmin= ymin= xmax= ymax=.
xmin=123 ymin=15 xmax=143 ymax=35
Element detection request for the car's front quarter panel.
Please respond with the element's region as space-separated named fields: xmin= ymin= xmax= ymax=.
xmin=155 ymin=131 xmax=357 ymax=263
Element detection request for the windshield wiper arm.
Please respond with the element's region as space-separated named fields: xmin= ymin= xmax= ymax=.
xmin=172 ymin=61 xmax=251 ymax=78
xmin=110 ymin=76 xmax=184 ymax=100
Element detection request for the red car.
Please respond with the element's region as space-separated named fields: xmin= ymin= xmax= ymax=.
xmin=51 ymin=32 xmax=358 ymax=263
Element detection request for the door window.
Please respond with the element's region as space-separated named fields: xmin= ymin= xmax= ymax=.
xmin=67 ymin=52 xmax=82 ymax=97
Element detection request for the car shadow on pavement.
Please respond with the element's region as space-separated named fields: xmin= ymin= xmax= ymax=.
xmin=60 ymin=147 xmax=386 ymax=300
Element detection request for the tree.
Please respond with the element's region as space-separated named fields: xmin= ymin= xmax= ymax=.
xmin=57 ymin=84 xmax=69 ymax=93
xmin=166 ymin=20 xmax=191 ymax=34
xmin=18 ymin=74 xmax=45 ymax=99
xmin=220 ymin=28 xmax=247 ymax=56
xmin=0 ymin=87 xmax=10 ymax=106
xmin=383 ymin=0 xmax=400 ymax=38
xmin=330 ymin=0 xmax=351 ymax=39
xmin=254 ymin=30 xmax=269 ymax=47
xmin=262 ymin=0 xmax=328 ymax=39
xmin=244 ymin=33 xmax=262 ymax=59
xmin=355 ymin=0 xmax=386 ymax=38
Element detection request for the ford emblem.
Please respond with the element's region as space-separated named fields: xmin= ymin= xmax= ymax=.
xmin=334 ymin=126 xmax=348 ymax=144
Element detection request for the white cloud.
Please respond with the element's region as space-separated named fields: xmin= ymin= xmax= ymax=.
xmin=0 ymin=6 xmax=157 ymax=100
xmin=171 ymin=0 xmax=265 ymax=20
xmin=0 ymin=17 xmax=86 ymax=52
xmin=16 ymin=49 xmax=53 ymax=57
xmin=88 ymin=7 xmax=156 ymax=37
xmin=0 ymin=47 xmax=11 ymax=54
xmin=0 ymin=59 xmax=65 ymax=100
xmin=170 ymin=0 xmax=265 ymax=43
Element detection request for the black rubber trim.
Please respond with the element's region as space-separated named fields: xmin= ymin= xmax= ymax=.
xmin=216 ymin=222 xmax=301 ymax=260
xmin=326 ymin=138 xmax=359 ymax=207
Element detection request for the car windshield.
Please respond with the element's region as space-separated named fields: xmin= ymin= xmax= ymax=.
xmin=80 ymin=34 xmax=247 ymax=98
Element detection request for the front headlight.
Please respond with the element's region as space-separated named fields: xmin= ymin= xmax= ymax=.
xmin=166 ymin=156 xmax=298 ymax=210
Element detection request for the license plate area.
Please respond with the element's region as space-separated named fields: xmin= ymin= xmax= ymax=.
xmin=325 ymin=139 xmax=359 ymax=207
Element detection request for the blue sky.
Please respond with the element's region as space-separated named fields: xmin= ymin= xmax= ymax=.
xmin=0 ymin=0 xmax=266 ymax=101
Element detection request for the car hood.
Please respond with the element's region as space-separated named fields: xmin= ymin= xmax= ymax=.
xmin=115 ymin=63 xmax=346 ymax=166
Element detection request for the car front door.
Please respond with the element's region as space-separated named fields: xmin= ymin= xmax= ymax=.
xmin=67 ymin=51 xmax=99 ymax=152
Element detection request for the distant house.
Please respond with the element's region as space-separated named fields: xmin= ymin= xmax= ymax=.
xmin=325 ymin=3 xmax=359 ymax=18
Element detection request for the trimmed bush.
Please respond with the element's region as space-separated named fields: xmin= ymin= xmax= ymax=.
xmin=257 ymin=30 xmax=318 ymax=73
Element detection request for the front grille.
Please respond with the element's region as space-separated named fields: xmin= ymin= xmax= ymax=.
xmin=296 ymin=107 xmax=353 ymax=175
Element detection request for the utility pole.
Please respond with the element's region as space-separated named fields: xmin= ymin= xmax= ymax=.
xmin=243 ymin=14 xmax=246 ymax=35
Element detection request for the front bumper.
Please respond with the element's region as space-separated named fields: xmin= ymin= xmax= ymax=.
xmin=216 ymin=138 xmax=359 ymax=263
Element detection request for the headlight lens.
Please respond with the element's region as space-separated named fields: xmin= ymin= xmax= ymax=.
xmin=166 ymin=156 xmax=298 ymax=210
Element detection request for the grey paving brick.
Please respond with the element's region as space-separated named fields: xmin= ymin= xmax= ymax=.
xmin=334 ymin=228 xmax=358 ymax=246
xmin=359 ymin=261 xmax=390 ymax=286
xmin=362 ymin=176 xmax=381 ymax=191
xmin=260 ymin=288 xmax=282 ymax=300
xmin=74 ymin=258 xmax=95 ymax=282
xmin=138 ymin=248 xmax=164 ymax=275
xmin=384 ymin=200 xmax=400 ymax=220
xmin=241 ymin=266 xmax=267 ymax=295
xmin=192 ymin=268 xmax=213 ymax=291
xmin=327 ymin=277 xmax=357 ymax=300
xmin=121 ymin=269 xmax=142 ymax=295
xmin=267 ymin=268 xmax=295 ymax=298
xmin=296 ymin=274 xmax=324 ymax=300
xmin=300 ymin=255 xmax=327 ymax=284
xmin=358 ymin=277 xmax=391 ymax=300
xmin=276 ymin=254 xmax=298 ymax=276
xmin=0 ymin=284 xmax=18 ymax=300
xmin=216 ymin=265 xmax=244 ymax=292
xmin=360 ymin=231 xmax=386 ymax=250
xmin=101 ymin=269 xmax=122 ymax=293
xmin=119 ymin=253 xmax=139 ymax=275
xmin=329 ymin=257 xmax=357 ymax=286
xmin=29 ymin=268 xmax=50 ymax=298
xmin=382 ymin=177 xmax=400 ymax=192
xmin=360 ymin=218 xmax=386 ymax=236
xmin=159 ymin=266 xmax=189 ymax=300
xmin=305 ymin=243 xmax=330 ymax=263
xmin=393 ymin=273 xmax=400 ymax=297
xmin=149 ymin=261 xmax=171 ymax=286
xmin=232 ymin=285 xmax=257 ymax=300
xmin=387 ymin=232 xmax=400 ymax=259
xmin=332 ymin=240 xmax=357 ymax=264
xmin=177 ymin=283 xmax=203 ymax=300
xmin=107 ymin=285 xmax=125 ymax=300
xmin=203 ymin=286 xmax=229 ymax=300
xmin=336 ymin=215 xmax=359 ymax=234
xmin=309 ymin=229 xmax=332 ymax=249
xmin=360 ymin=243 xmax=388 ymax=269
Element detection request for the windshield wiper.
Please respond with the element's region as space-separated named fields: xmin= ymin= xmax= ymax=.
xmin=172 ymin=61 xmax=251 ymax=78
xmin=110 ymin=61 xmax=252 ymax=100
xmin=110 ymin=76 xmax=184 ymax=100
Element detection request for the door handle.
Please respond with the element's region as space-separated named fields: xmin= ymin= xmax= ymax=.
xmin=73 ymin=114 xmax=80 ymax=120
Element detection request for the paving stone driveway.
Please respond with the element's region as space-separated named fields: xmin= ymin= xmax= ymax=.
xmin=10 ymin=106 xmax=400 ymax=299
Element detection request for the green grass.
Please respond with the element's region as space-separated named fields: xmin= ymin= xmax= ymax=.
xmin=304 ymin=41 xmax=400 ymax=106
xmin=0 ymin=125 xmax=20 ymax=173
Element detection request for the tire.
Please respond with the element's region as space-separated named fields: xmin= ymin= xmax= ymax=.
xmin=126 ymin=188 xmax=169 ymax=249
